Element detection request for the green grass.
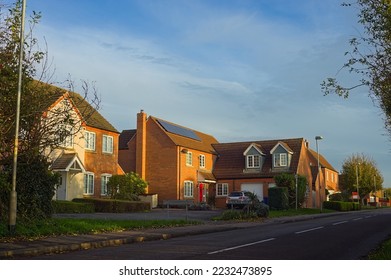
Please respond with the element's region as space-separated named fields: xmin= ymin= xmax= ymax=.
xmin=0 ymin=218 xmax=199 ymax=241
xmin=268 ymin=208 xmax=335 ymax=218
xmin=367 ymin=237 xmax=391 ymax=260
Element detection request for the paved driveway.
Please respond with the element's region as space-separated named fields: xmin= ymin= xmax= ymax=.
xmin=54 ymin=208 xmax=225 ymax=222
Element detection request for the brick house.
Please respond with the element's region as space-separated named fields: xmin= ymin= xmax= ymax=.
xmin=212 ymin=138 xmax=326 ymax=208
xmin=119 ymin=111 xmax=339 ymax=208
xmin=48 ymin=91 xmax=124 ymax=200
xmin=119 ymin=110 xmax=218 ymax=204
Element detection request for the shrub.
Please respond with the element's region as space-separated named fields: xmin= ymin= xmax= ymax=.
xmin=274 ymin=173 xmax=307 ymax=208
xmin=0 ymin=154 xmax=58 ymax=220
xmin=268 ymin=187 xmax=289 ymax=210
xmin=107 ymin=172 xmax=147 ymax=200
xmin=242 ymin=193 xmax=269 ymax=218
xmin=323 ymin=201 xmax=361 ymax=211
xmin=52 ymin=200 xmax=95 ymax=213
xmin=72 ymin=198 xmax=150 ymax=213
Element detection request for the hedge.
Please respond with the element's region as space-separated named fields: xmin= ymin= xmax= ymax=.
xmin=72 ymin=198 xmax=150 ymax=213
xmin=323 ymin=201 xmax=361 ymax=211
xmin=52 ymin=200 xmax=95 ymax=214
xmin=268 ymin=187 xmax=289 ymax=210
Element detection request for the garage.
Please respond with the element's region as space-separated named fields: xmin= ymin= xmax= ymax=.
xmin=241 ymin=183 xmax=263 ymax=201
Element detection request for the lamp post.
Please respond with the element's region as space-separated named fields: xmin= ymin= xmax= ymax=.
xmin=315 ymin=136 xmax=323 ymax=212
xmin=9 ymin=0 xmax=27 ymax=234
xmin=355 ymin=162 xmax=360 ymax=204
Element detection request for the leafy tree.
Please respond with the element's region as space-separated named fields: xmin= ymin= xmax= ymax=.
xmin=274 ymin=173 xmax=307 ymax=208
xmin=0 ymin=1 xmax=100 ymax=221
xmin=340 ymin=153 xmax=383 ymax=201
xmin=321 ymin=0 xmax=391 ymax=137
xmin=107 ymin=172 xmax=147 ymax=201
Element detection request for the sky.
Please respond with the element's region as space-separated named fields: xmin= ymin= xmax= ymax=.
xmin=7 ymin=0 xmax=390 ymax=188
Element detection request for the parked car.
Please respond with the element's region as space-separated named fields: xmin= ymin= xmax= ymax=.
xmin=226 ymin=191 xmax=252 ymax=208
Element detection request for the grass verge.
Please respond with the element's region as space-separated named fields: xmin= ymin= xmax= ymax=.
xmin=268 ymin=208 xmax=335 ymax=218
xmin=367 ymin=236 xmax=391 ymax=260
xmin=0 ymin=218 xmax=199 ymax=242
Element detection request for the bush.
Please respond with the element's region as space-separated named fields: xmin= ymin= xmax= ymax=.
xmin=52 ymin=200 xmax=95 ymax=213
xmin=323 ymin=201 xmax=361 ymax=211
xmin=268 ymin=187 xmax=289 ymax=210
xmin=0 ymin=154 xmax=58 ymax=220
xmin=72 ymin=198 xmax=150 ymax=213
xmin=107 ymin=172 xmax=147 ymax=200
xmin=242 ymin=194 xmax=269 ymax=218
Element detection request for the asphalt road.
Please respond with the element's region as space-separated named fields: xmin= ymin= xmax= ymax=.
xmin=34 ymin=208 xmax=391 ymax=260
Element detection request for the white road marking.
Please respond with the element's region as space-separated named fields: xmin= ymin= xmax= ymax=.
xmin=332 ymin=221 xmax=348 ymax=226
xmin=353 ymin=217 xmax=363 ymax=221
xmin=208 ymin=238 xmax=276 ymax=255
xmin=295 ymin=226 xmax=324 ymax=234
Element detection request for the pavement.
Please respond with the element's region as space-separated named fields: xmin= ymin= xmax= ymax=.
xmin=0 ymin=208 xmax=344 ymax=259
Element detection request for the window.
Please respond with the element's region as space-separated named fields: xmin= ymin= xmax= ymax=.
xmin=85 ymin=131 xmax=96 ymax=151
xmin=84 ymin=173 xmax=94 ymax=195
xmin=101 ymin=174 xmax=111 ymax=195
xmin=184 ymin=181 xmax=193 ymax=197
xmin=274 ymin=153 xmax=287 ymax=167
xmin=102 ymin=135 xmax=113 ymax=153
xmin=247 ymin=155 xmax=260 ymax=168
xmin=216 ymin=183 xmax=229 ymax=196
xmin=186 ymin=151 xmax=193 ymax=166
xmin=60 ymin=125 xmax=74 ymax=148
xmin=199 ymin=155 xmax=205 ymax=168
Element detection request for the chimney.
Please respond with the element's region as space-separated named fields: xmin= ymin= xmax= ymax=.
xmin=136 ymin=110 xmax=147 ymax=180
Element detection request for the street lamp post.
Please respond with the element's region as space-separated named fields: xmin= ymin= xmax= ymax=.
xmin=315 ymin=136 xmax=323 ymax=212
xmin=8 ymin=0 xmax=27 ymax=234
xmin=356 ymin=162 xmax=360 ymax=204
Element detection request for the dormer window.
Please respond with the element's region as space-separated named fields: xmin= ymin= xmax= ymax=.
xmin=274 ymin=153 xmax=287 ymax=167
xmin=270 ymin=141 xmax=293 ymax=169
xmin=243 ymin=143 xmax=265 ymax=171
xmin=247 ymin=155 xmax=260 ymax=168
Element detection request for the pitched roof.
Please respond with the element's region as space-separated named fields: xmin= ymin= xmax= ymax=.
xmin=51 ymin=153 xmax=85 ymax=172
xmin=308 ymin=149 xmax=337 ymax=172
xmin=150 ymin=116 xmax=219 ymax=154
xmin=212 ymin=138 xmax=304 ymax=179
xmin=119 ymin=129 xmax=137 ymax=150
xmin=35 ymin=81 xmax=118 ymax=133
xmin=68 ymin=92 xmax=118 ymax=133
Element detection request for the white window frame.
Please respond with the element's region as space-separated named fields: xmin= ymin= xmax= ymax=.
xmin=216 ymin=183 xmax=229 ymax=197
xmin=186 ymin=151 xmax=193 ymax=166
xmin=101 ymin=174 xmax=111 ymax=196
xmin=184 ymin=181 xmax=194 ymax=198
xmin=102 ymin=135 xmax=113 ymax=154
xmin=199 ymin=154 xmax=205 ymax=168
xmin=84 ymin=172 xmax=94 ymax=195
xmin=247 ymin=155 xmax=260 ymax=168
xmin=60 ymin=125 xmax=74 ymax=148
xmin=85 ymin=131 xmax=96 ymax=151
xmin=274 ymin=153 xmax=287 ymax=167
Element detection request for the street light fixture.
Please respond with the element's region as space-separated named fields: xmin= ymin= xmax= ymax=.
xmin=315 ymin=136 xmax=323 ymax=212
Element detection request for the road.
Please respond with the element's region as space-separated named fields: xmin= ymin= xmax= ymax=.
xmin=30 ymin=208 xmax=391 ymax=260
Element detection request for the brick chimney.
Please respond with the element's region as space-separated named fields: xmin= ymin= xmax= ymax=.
xmin=136 ymin=110 xmax=147 ymax=180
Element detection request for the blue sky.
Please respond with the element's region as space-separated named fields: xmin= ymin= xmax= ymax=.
xmin=13 ymin=0 xmax=391 ymax=188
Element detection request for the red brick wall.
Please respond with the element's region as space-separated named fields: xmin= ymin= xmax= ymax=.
xmin=84 ymin=126 xmax=121 ymax=198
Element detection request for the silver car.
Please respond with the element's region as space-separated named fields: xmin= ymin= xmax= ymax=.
xmin=226 ymin=191 xmax=252 ymax=208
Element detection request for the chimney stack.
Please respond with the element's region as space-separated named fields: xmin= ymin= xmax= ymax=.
xmin=136 ymin=110 xmax=147 ymax=180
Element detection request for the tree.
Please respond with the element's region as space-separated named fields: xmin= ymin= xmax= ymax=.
xmin=340 ymin=153 xmax=383 ymax=201
xmin=107 ymin=172 xmax=147 ymax=201
xmin=321 ymin=0 xmax=391 ymax=137
xmin=0 ymin=1 xmax=100 ymax=220
xmin=274 ymin=173 xmax=308 ymax=208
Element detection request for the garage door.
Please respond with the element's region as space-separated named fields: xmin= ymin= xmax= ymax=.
xmin=241 ymin=183 xmax=263 ymax=201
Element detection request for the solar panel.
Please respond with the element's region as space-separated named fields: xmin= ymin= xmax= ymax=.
xmin=157 ymin=119 xmax=201 ymax=141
